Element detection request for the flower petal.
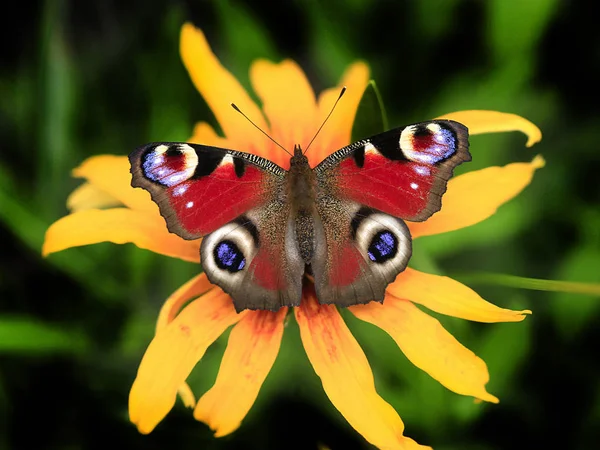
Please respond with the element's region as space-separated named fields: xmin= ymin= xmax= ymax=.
xmin=180 ymin=23 xmax=272 ymax=156
xmin=129 ymin=289 xmax=244 ymax=434
xmin=408 ymin=156 xmax=545 ymax=238
xmin=310 ymin=62 xmax=370 ymax=164
xmin=250 ymin=59 xmax=318 ymax=167
xmin=72 ymin=155 xmax=157 ymax=213
xmin=42 ymin=208 xmax=200 ymax=263
xmin=67 ymin=182 xmax=122 ymax=212
xmin=351 ymin=297 xmax=498 ymax=403
xmin=188 ymin=121 xmax=231 ymax=148
xmin=435 ymin=110 xmax=542 ymax=147
xmin=295 ymin=287 xmax=430 ymax=450
xmin=388 ymin=268 xmax=531 ymax=323
xmin=155 ymin=274 xmax=216 ymax=410
xmin=156 ymin=274 xmax=215 ymax=331
xmin=194 ymin=308 xmax=287 ymax=437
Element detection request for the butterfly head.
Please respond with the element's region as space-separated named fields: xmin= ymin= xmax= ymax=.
xmin=290 ymin=144 xmax=309 ymax=168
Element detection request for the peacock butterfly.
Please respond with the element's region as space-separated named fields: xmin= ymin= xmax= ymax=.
xmin=129 ymin=96 xmax=470 ymax=312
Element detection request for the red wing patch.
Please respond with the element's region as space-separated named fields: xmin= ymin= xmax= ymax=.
xmin=248 ymin=244 xmax=288 ymax=291
xmin=315 ymin=120 xmax=470 ymax=222
xmin=165 ymin=163 xmax=266 ymax=236
xmin=328 ymin=241 xmax=362 ymax=287
xmin=334 ymin=151 xmax=439 ymax=220
xmin=129 ymin=142 xmax=284 ymax=239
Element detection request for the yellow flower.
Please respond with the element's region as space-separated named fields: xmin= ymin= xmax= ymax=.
xmin=43 ymin=23 xmax=543 ymax=450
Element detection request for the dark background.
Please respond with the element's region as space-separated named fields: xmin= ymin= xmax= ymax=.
xmin=1 ymin=1 xmax=599 ymax=449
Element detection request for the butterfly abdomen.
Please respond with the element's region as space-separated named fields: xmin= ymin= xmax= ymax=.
xmin=295 ymin=210 xmax=315 ymax=263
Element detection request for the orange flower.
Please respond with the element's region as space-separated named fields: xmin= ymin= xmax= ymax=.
xmin=43 ymin=24 xmax=543 ymax=450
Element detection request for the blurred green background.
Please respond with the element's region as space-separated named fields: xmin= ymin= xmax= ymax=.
xmin=1 ymin=1 xmax=599 ymax=449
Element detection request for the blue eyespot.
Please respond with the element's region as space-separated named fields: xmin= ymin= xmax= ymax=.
xmin=214 ymin=240 xmax=246 ymax=273
xmin=367 ymin=231 xmax=398 ymax=263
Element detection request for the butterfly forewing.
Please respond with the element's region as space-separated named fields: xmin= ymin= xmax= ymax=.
xmin=129 ymin=142 xmax=285 ymax=239
xmin=315 ymin=119 xmax=470 ymax=222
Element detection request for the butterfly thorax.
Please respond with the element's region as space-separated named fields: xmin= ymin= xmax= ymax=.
xmin=288 ymin=145 xmax=318 ymax=265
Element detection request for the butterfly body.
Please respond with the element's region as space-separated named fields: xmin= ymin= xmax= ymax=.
xmin=130 ymin=120 xmax=470 ymax=312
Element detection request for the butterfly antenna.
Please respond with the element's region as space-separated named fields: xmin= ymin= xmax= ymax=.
xmin=304 ymin=86 xmax=347 ymax=154
xmin=231 ymin=103 xmax=292 ymax=156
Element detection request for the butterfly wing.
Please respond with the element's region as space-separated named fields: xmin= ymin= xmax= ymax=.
xmin=130 ymin=143 xmax=302 ymax=311
xmin=130 ymin=142 xmax=285 ymax=239
xmin=310 ymin=200 xmax=413 ymax=307
xmin=199 ymin=201 xmax=305 ymax=312
xmin=312 ymin=120 xmax=470 ymax=306
xmin=315 ymin=119 xmax=470 ymax=222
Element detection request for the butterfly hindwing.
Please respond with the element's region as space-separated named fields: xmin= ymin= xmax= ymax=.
xmin=200 ymin=204 xmax=305 ymax=312
xmin=315 ymin=119 xmax=470 ymax=222
xmin=129 ymin=142 xmax=285 ymax=239
xmin=311 ymin=197 xmax=412 ymax=307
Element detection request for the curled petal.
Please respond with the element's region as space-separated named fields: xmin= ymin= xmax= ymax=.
xmin=311 ymin=62 xmax=370 ymax=164
xmin=388 ymin=268 xmax=531 ymax=323
xmin=72 ymin=155 xmax=156 ymax=213
xmin=194 ymin=308 xmax=287 ymax=437
xmin=129 ymin=289 xmax=244 ymax=434
xmin=180 ymin=23 xmax=272 ymax=156
xmin=295 ymin=287 xmax=430 ymax=450
xmin=67 ymin=182 xmax=122 ymax=212
xmin=435 ymin=110 xmax=542 ymax=147
xmin=250 ymin=59 xmax=318 ymax=167
xmin=408 ymin=156 xmax=545 ymax=238
xmin=42 ymin=208 xmax=200 ymax=263
xmin=156 ymin=274 xmax=215 ymax=331
xmin=351 ymin=297 xmax=498 ymax=403
xmin=188 ymin=121 xmax=231 ymax=148
xmin=177 ymin=383 xmax=196 ymax=409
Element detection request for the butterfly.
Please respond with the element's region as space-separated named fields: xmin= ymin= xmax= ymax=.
xmin=129 ymin=112 xmax=470 ymax=312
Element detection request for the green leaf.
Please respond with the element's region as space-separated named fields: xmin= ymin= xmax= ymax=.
xmin=351 ymin=80 xmax=389 ymax=142
xmin=453 ymin=272 xmax=600 ymax=296
xmin=38 ymin=0 xmax=78 ymax=218
xmin=475 ymin=295 xmax=532 ymax=397
xmin=487 ymin=0 xmax=560 ymax=62
xmin=216 ymin=0 xmax=278 ymax=90
xmin=549 ymin=246 xmax=600 ymax=338
xmin=0 ymin=162 xmax=48 ymax=251
xmin=305 ymin=3 xmax=354 ymax=83
xmin=409 ymin=245 xmax=444 ymax=275
xmin=416 ymin=193 xmax=534 ymax=259
xmin=414 ymin=0 xmax=461 ymax=40
xmin=0 ymin=161 xmax=122 ymax=300
xmin=0 ymin=317 xmax=89 ymax=355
